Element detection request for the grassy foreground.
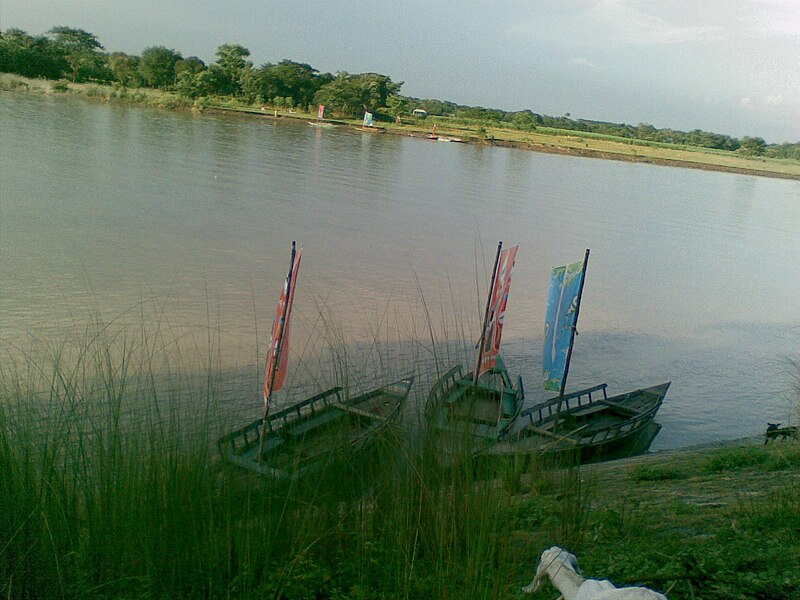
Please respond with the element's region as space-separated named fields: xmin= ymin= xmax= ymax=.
xmin=1 ymin=322 xmax=799 ymax=600
xmin=3 ymin=73 xmax=799 ymax=182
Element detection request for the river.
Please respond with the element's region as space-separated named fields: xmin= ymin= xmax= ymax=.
xmin=1 ymin=92 xmax=798 ymax=450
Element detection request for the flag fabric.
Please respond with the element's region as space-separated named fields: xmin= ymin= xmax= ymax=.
xmin=264 ymin=248 xmax=302 ymax=407
xmin=363 ymin=111 xmax=373 ymax=127
xmin=478 ymin=244 xmax=518 ymax=375
xmin=318 ymin=104 xmax=325 ymax=119
xmin=542 ymin=257 xmax=585 ymax=392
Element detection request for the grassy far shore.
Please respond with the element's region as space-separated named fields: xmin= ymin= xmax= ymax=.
xmin=2 ymin=321 xmax=799 ymax=600
xmin=4 ymin=72 xmax=800 ymax=182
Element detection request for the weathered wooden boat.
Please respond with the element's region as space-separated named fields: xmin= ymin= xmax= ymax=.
xmin=218 ymin=376 xmax=414 ymax=479
xmin=217 ymin=242 xmax=414 ymax=479
xmin=483 ymin=250 xmax=670 ymax=462
xmin=484 ymin=382 xmax=669 ymax=461
xmin=425 ymin=242 xmax=524 ymax=456
xmin=425 ymin=356 xmax=524 ymax=455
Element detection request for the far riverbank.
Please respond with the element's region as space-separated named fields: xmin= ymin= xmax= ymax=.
xmin=3 ymin=73 xmax=799 ymax=182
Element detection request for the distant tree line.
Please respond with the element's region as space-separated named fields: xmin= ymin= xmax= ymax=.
xmin=2 ymin=26 xmax=798 ymax=159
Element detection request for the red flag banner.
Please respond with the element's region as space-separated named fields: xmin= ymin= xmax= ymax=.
xmin=318 ymin=104 xmax=325 ymax=119
xmin=264 ymin=248 xmax=302 ymax=407
xmin=478 ymin=244 xmax=518 ymax=375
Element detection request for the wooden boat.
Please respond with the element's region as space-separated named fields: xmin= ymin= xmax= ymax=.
xmin=217 ymin=242 xmax=414 ymax=479
xmin=218 ymin=376 xmax=414 ymax=479
xmin=356 ymin=125 xmax=386 ymax=133
xmin=484 ymin=382 xmax=669 ymax=462
xmin=308 ymin=103 xmax=338 ymax=128
xmin=484 ymin=250 xmax=670 ymax=462
xmin=357 ymin=111 xmax=386 ymax=132
xmin=426 ymin=356 xmax=524 ymax=455
xmin=425 ymin=242 xmax=524 ymax=456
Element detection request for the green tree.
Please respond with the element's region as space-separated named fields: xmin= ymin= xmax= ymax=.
xmin=313 ymin=72 xmax=401 ymax=116
xmin=385 ymin=94 xmax=411 ymax=122
xmin=139 ymin=46 xmax=182 ymax=89
xmin=270 ymin=60 xmax=330 ymax=107
xmin=108 ymin=52 xmax=141 ymax=87
xmin=176 ymin=67 xmax=227 ymax=98
xmin=511 ymin=110 xmax=539 ymax=131
xmin=213 ymin=44 xmax=249 ymax=95
xmin=0 ymin=28 xmax=66 ymax=78
xmin=313 ymin=72 xmax=363 ymax=115
xmin=739 ymin=136 xmax=767 ymax=156
xmin=47 ymin=26 xmax=109 ymax=82
xmin=47 ymin=26 xmax=102 ymax=52
xmin=241 ymin=65 xmax=278 ymax=103
xmin=174 ymin=56 xmax=205 ymax=81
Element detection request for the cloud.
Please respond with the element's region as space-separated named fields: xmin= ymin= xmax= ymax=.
xmin=505 ymin=0 xmax=725 ymax=47
xmin=504 ymin=0 xmax=800 ymax=48
xmin=740 ymin=97 xmax=753 ymax=108
xmin=590 ymin=0 xmax=724 ymax=46
xmin=749 ymin=0 xmax=800 ymax=37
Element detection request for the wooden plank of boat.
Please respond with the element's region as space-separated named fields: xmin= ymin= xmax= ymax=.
xmin=524 ymin=423 xmax=582 ymax=444
xmin=284 ymin=410 xmax=343 ymax=438
xmin=539 ymin=425 xmax=590 ymax=452
xmin=331 ymin=401 xmax=388 ymax=421
xmin=598 ymin=398 xmax=642 ymax=417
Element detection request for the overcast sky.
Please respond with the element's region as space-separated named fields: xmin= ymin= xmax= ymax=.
xmin=3 ymin=0 xmax=798 ymax=143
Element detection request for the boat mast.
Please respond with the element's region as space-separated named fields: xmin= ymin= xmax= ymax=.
xmin=474 ymin=241 xmax=503 ymax=385
xmin=259 ymin=241 xmax=297 ymax=460
xmin=559 ymin=248 xmax=590 ymax=397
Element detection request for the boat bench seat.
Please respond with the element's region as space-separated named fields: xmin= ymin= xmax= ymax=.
xmin=570 ymin=404 xmax=608 ymax=418
xmin=443 ymin=379 xmax=498 ymax=404
xmin=450 ymin=379 xmax=501 ymax=397
xmin=285 ymin=410 xmax=343 ymax=438
xmin=332 ymin=401 xmax=388 ymax=421
xmin=450 ymin=414 xmax=498 ymax=426
xmin=449 ymin=398 xmax=501 ymax=426
xmin=599 ymin=399 xmax=641 ymax=417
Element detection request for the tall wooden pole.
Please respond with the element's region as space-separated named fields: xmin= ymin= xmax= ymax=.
xmin=474 ymin=241 xmax=503 ymax=385
xmin=560 ymin=248 xmax=590 ymax=398
xmin=258 ymin=242 xmax=297 ymax=461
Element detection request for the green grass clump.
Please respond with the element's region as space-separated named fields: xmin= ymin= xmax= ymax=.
xmin=630 ymin=465 xmax=686 ymax=481
xmin=704 ymin=446 xmax=771 ymax=471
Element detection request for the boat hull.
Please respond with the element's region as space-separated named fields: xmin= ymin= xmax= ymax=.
xmin=484 ymin=382 xmax=670 ymax=463
xmin=217 ymin=377 xmax=414 ymax=480
xmin=425 ymin=356 xmax=524 ymax=457
xmin=308 ymin=121 xmax=338 ymax=128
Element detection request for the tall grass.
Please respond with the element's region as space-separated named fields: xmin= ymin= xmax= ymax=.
xmin=1 ymin=310 xmax=569 ymax=599
xmin=11 ymin=314 xmax=798 ymax=598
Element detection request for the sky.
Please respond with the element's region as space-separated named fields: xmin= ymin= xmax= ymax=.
xmin=3 ymin=0 xmax=799 ymax=143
